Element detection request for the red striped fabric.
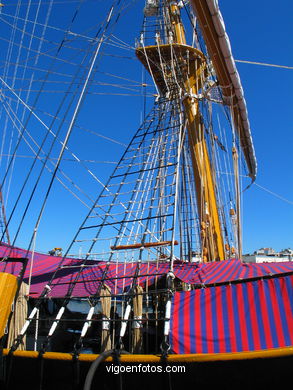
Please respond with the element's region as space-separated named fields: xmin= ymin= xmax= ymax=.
xmin=170 ymin=275 xmax=293 ymax=354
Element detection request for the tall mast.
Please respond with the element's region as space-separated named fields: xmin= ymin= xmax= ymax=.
xmin=137 ymin=0 xmax=225 ymax=261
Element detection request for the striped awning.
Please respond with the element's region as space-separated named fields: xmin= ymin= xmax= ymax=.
xmin=1 ymin=242 xmax=293 ymax=297
xmin=170 ymin=274 xmax=293 ymax=353
xmin=172 ymin=259 xmax=293 ymax=285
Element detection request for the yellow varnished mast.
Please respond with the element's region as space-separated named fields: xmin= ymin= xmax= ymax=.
xmin=168 ymin=2 xmax=225 ymax=261
xmin=136 ymin=1 xmax=225 ymax=261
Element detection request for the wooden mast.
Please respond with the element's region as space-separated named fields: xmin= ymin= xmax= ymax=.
xmin=168 ymin=1 xmax=224 ymax=261
xmin=136 ymin=1 xmax=225 ymax=261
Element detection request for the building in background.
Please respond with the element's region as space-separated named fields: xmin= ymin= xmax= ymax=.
xmin=243 ymin=248 xmax=292 ymax=263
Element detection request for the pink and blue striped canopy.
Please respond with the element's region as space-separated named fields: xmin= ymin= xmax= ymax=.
xmin=0 ymin=242 xmax=293 ymax=297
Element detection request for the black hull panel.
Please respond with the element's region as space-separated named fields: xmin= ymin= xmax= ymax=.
xmin=1 ymin=352 xmax=292 ymax=389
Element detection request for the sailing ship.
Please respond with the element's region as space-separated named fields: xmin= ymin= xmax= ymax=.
xmin=0 ymin=0 xmax=292 ymax=389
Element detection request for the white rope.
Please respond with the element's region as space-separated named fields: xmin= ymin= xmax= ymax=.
xmin=170 ymin=112 xmax=186 ymax=267
xmin=254 ymin=183 xmax=293 ymax=205
xmin=215 ymin=110 xmax=234 ymax=247
xmin=137 ymin=112 xmax=176 ymax=253
xmin=156 ymin=33 xmax=170 ymax=96
xmin=0 ymin=33 xmax=93 ymax=68
xmin=122 ymin=130 xmax=162 ymax=245
xmin=0 ymin=154 xmax=118 ymax=165
xmin=27 ymin=228 xmax=37 ymax=293
xmin=1 ymin=93 xmax=128 ymax=147
xmin=110 ymin=33 xmax=134 ymax=50
xmin=0 ymin=0 xmax=24 ymax=211
xmin=0 ymin=10 xmax=93 ymax=40
xmin=140 ymin=33 xmax=160 ymax=96
xmin=0 ymin=98 xmax=94 ymax=210
xmin=97 ymin=70 xmax=153 ymax=87
xmin=235 ymin=59 xmax=293 ymax=70
xmin=0 ymin=77 xmax=110 ymax=193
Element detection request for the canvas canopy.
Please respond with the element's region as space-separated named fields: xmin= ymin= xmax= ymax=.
xmin=1 ymin=243 xmax=292 ymax=297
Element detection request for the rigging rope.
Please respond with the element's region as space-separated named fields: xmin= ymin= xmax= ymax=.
xmin=0 ymin=104 xmax=95 ymax=212
xmin=25 ymin=4 xmax=113 ymax=253
xmin=0 ymin=4 xmax=143 ymax=245
xmin=235 ymin=59 xmax=293 ymax=70
xmin=0 ymin=40 xmax=100 ymax=244
xmin=254 ymin=183 xmax=293 ymax=205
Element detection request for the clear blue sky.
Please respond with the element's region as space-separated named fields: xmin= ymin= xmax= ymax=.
xmin=0 ymin=0 xmax=292 ymax=255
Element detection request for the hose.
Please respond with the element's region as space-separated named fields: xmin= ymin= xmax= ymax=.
xmin=83 ymin=349 xmax=128 ymax=390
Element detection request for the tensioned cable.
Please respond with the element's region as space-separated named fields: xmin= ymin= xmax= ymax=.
xmin=1 ymin=92 xmax=155 ymax=246
xmin=0 ymin=80 xmax=135 ymax=233
xmin=0 ymin=16 xmax=134 ymax=63
xmin=5 ymin=88 xmax=153 ymax=96
xmin=0 ymin=154 xmax=118 ymax=164
xmin=235 ymin=59 xmax=293 ymax=70
xmin=67 ymin=105 xmax=169 ymax=262
xmin=0 ymin=42 xmax=64 ymax=200
xmin=4 ymin=0 xmax=96 ymax=5
xmin=26 ymin=11 xmax=114 ymax=255
xmin=49 ymin=107 xmax=167 ymax=307
xmin=0 ymin=0 xmax=37 ymax=223
xmin=1 ymin=75 xmax=151 ymax=90
xmin=0 ymin=18 xmax=118 ymax=74
xmin=33 ymin=0 xmax=126 ymax=271
xmin=0 ymin=2 xmax=147 ymax=198
xmin=0 ymin=1 xmax=94 ymax=193
xmin=10 ymin=98 xmax=127 ymax=146
xmin=254 ymin=183 xmax=293 ymax=205
xmin=0 ymin=34 xmax=96 ymax=69
xmin=0 ymin=99 xmax=94 ymax=213
xmin=205 ymin=100 xmax=230 ymax=250
xmin=1 ymin=90 xmax=162 ymax=248
xmin=0 ymin=0 xmax=87 ymax=250
xmin=0 ymin=62 xmax=151 ymax=90
xmin=0 ymin=78 xmax=90 ymax=246
xmin=0 ymin=10 xmax=94 ymax=41
xmin=214 ymin=112 xmax=235 ymax=248
xmin=97 ymin=69 xmax=152 ymax=86
xmin=110 ymin=33 xmax=134 ymax=50
xmin=0 ymin=2 xmax=126 ymax=48
xmin=0 ymin=75 xmax=112 ymax=208
xmin=109 ymin=102 xmax=176 ymax=252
